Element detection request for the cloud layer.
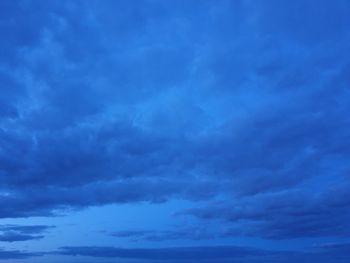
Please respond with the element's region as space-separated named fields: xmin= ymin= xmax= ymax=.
xmin=58 ymin=243 xmax=350 ymax=263
xmin=0 ymin=0 xmax=350 ymax=262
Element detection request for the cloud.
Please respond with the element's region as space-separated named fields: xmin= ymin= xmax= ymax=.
xmin=57 ymin=245 xmax=283 ymax=261
xmin=0 ymin=225 xmax=54 ymax=242
xmin=181 ymin=183 xmax=350 ymax=239
xmin=0 ymin=0 xmax=349 ymax=248
xmin=56 ymin=243 xmax=350 ymax=263
xmin=111 ymin=181 xmax=350 ymax=241
xmin=0 ymin=248 xmax=42 ymax=259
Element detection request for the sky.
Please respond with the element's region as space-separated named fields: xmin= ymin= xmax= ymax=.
xmin=0 ymin=0 xmax=350 ymax=262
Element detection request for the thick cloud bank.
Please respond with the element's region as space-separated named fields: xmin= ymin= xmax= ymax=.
xmin=0 ymin=0 xmax=350 ymax=262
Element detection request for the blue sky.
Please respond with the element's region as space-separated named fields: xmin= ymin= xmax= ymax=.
xmin=0 ymin=0 xmax=350 ymax=262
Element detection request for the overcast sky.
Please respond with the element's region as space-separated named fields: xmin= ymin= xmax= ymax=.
xmin=1 ymin=0 xmax=350 ymax=262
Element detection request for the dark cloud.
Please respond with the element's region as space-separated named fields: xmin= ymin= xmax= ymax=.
xmin=57 ymin=245 xmax=284 ymax=261
xmin=0 ymin=0 xmax=349 ymax=254
xmin=56 ymin=243 xmax=350 ymax=263
xmin=0 ymin=248 xmax=41 ymax=259
xmin=182 ymin=183 xmax=350 ymax=239
xmin=0 ymin=225 xmax=54 ymax=242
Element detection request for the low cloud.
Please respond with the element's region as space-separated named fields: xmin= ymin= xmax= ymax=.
xmin=0 ymin=225 xmax=54 ymax=242
xmin=58 ymin=245 xmax=281 ymax=261
xmin=57 ymin=243 xmax=350 ymax=263
xmin=0 ymin=248 xmax=42 ymax=259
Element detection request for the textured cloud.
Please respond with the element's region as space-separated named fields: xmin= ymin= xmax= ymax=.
xmin=0 ymin=225 xmax=54 ymax=242
xmin=182 ymin=183 xmax=350 ymax=239
xmin=0 ymin=1 xmax=350 ymax=260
